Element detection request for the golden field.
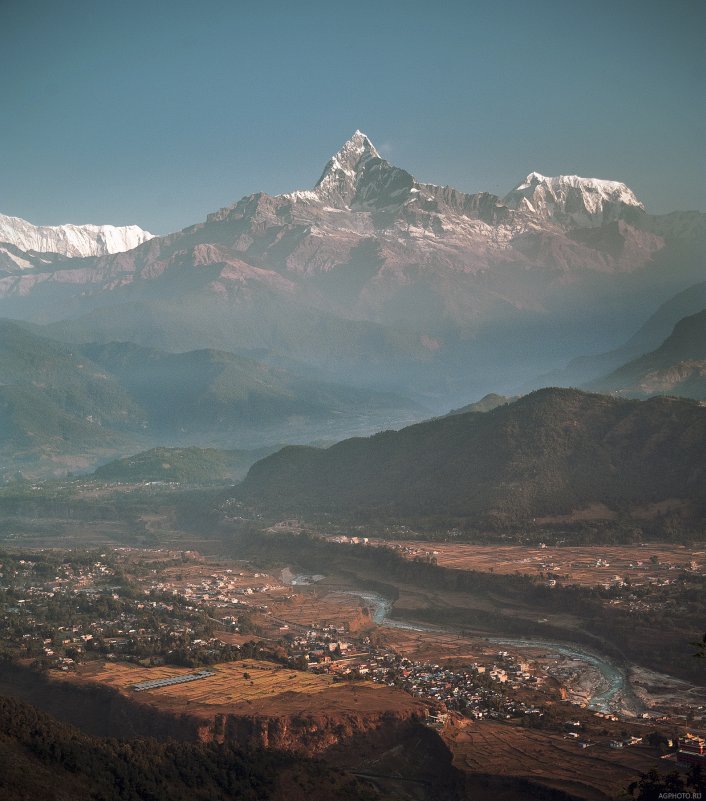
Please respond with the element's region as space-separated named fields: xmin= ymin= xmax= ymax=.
xmin=60 ymin=660 xmax=425 ymax=717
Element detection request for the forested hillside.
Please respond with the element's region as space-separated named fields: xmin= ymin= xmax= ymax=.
xmin=0 ymin=693 xmax=382 ymax=801
xmin=240 ymin=389 xmax=706 ymax=524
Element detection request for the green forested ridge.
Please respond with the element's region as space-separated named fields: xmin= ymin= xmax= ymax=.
xmin=93 ymin=446 xmax=278 ymax=484
xmin=0 ymin=320 xmax=141 ymax=445
xmin=80 ymin=340 xmax=417 ymax=432
xmin=239 ymin=388 xmax=706 ymax=523
xmin=444 ymin=393 xmax=518 ymax=416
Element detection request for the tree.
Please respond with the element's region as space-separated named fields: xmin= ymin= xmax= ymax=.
xmin=627 ymin=765 xmax=705 ymax=799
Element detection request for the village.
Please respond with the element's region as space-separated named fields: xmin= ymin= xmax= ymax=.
xmin=267 ymin=519 xmax=706 ymax=613
xmin=0 ymin=549 xmax=248 ymax=671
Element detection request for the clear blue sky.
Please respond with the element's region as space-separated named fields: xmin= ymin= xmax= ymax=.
xmin=2 ymin=0 xmax=704 ymax=234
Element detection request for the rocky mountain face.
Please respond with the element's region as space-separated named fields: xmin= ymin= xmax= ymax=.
xmin=0 ymin=212 xmax=154 ymax=258
xmin=0 ymin=677 xmax=410 ymax=801
xmin=0 ymin=132 xmax=702 ymax=403
xmin=535 ymin=281 xmax=706 ymax=390
xmin=0 ymin=241 xmax=68 ymax=273
xmin=200 ymin=131 xmax=668 ymax=330
xmin=502 ymin=172 xmax=645 ymax=226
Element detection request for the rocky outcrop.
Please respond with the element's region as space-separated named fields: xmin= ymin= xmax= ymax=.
xmin=215 ymin=708 xmax=422 ymax=754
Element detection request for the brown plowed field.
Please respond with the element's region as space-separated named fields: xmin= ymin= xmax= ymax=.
xmin=376 ymin=542 xmax=705 ymax=587
xmin=268 ymin=590 xmax=375 ymax=631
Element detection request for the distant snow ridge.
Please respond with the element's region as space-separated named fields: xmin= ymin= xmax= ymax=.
xmin=0 ymin=213 xmax=154 ymax=260
xmin=503 ymin=172 xmax=644 ymax=225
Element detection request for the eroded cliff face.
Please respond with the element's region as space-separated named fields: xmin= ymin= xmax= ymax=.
xmin=214 ymin=707 xmax=422 ymax=753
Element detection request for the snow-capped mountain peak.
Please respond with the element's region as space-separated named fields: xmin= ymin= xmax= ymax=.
xmin=514 ymin=172 xmax=548 ymax=191
xmin=313 ymin=130 xmax=384 ymax=207
xmin=504 ymin=172 xmax=644 ymax=225
xmin=318 ymin=130 xmax=381 ymax=178
xmin=0 ymin=212 xmax=154 ymax=260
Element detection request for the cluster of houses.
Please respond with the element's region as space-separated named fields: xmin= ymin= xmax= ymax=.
xmin=144 ymin=569 xmax=279 ymax=611
xmin=609 ymin=735 xmax=643 ymax=749
xmin=4 ymin=547 xmax=703 ymax=749
xmin=0 ymin=551 xmax=586 ymax=726
xmin=289 ymin=627 xmax=364 ymax=667
xmin=366 ymin=653 xmax=546 ymax=720
xmin=375 ymin=542 xmax=438 ymax=561
xmin=286 ymin=624 xmax=547 ymax=720
xmin=0 ymin=552 xmax=240 ymax=668
xmin=9 ymin=591 xmax=210 ymax=667
xmin=1 ymin=555 xmax=114 ymax=597
xmin=327 ymin=535 xmax=370 ymax=545
xmin=675 ymin=732 xmax=706 ymax=767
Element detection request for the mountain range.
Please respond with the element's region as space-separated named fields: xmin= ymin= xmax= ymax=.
xmin=0 ymin=212 xmax=153 ymax=260
xmin=3 ymin=296 xmax=702 ymax=481
xmin=1 ymin=131 xmax=703 ymax=406
xmin=0 ymin=131 xmax=703 ymax=482
xmin=587 ymin=309 xmax=706 ymax=399
xmin=540 ymin=281 xmax=706 ymax=388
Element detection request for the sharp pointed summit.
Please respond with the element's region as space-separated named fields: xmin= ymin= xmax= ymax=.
xmin=318 ymin=131 xmax=381 ymax=181
xmin=1 ymin=129 xmax=697 ymax=407
xmin=313 ymin=130 xmax=384 ymax=207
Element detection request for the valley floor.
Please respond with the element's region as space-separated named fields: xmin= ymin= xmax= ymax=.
xmin=0 ymin=495 xmax=704 ymax=800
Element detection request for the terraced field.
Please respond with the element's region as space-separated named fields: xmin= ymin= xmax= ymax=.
xmin=268 ymin=590 xmax=376 ymax=631
xmin=69 ymin=660 xmax=336 ymax=703
xmin=61 ymin=660 xmax=426 ymax=717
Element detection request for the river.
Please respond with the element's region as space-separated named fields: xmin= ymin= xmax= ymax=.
xmin=282 ymin=571 xmax=638 ymax=714
xmin=326 ymin=584 xmax=639 ymax=715
xmin=487 ymin=637 xmax=634 ymax=714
